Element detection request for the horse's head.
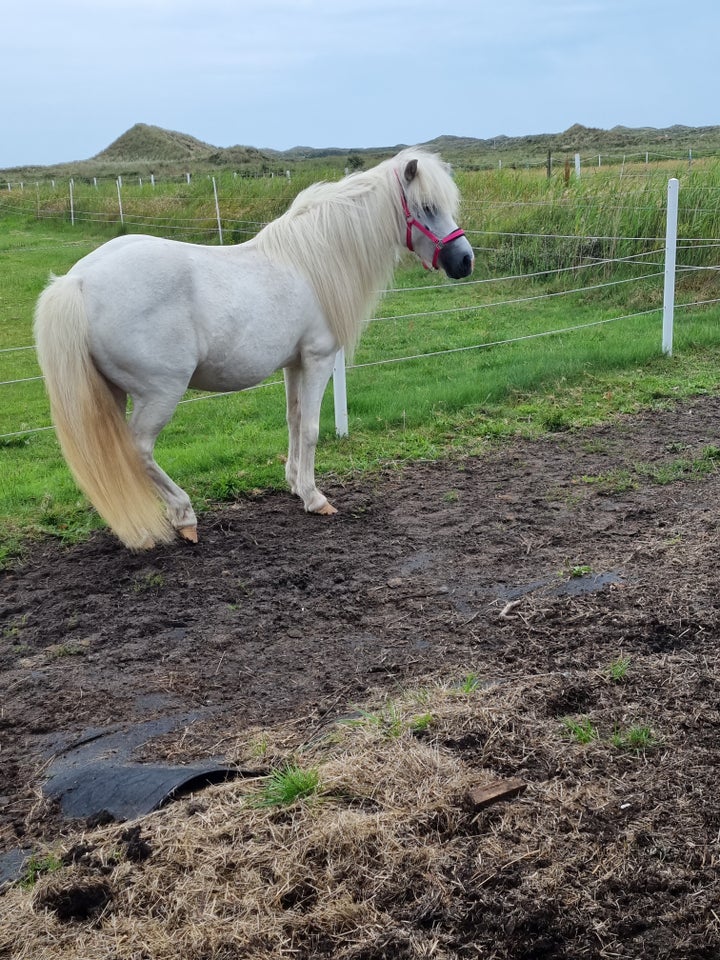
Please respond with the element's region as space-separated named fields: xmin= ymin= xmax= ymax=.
xmin=395 ymin=153 xmax=474 ymax=280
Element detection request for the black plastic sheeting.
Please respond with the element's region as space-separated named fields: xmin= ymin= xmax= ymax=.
xmin=43 ymin=760 xmax=243 ymax=821
xmin=40 ymin=711 xmax=251 ymax=820
xmin=1 ymin=711 xmax=260 ymax=886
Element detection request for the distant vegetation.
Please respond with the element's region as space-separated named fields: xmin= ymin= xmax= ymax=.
xmin=3 ymin=120 xmax=720 ymax=180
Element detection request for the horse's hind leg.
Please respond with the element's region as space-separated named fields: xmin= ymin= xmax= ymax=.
xmin=128 ymin=392 xmax=198 ymax=541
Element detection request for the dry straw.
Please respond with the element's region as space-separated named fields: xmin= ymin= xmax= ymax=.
xmin=1 ymin=657 xmax=718 ymax=959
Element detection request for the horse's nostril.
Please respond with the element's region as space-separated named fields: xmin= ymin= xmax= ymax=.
xmin=462 ymin=253 xmax=473 ymax=276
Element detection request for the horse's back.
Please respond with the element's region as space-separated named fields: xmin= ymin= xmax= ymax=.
xmin=71 ymin=234 xmax=200 ymax=286
xmin=72 ymin=234 xmax=294 ymax=310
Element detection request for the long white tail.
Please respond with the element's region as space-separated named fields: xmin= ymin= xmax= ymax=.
xmin=34 ymin=275 xmax=175 ymax=549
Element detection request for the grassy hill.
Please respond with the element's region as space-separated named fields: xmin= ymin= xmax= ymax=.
xmin=94 ymin=123 xmax=268 ymax=166
xmin=94 ymin=123 xmax=216 ymax=162
xmin=2 ymin=121 xmax=720 ymax=180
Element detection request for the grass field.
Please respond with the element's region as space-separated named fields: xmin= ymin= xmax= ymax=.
xmin=2 ymin=159 xmax=720 ymax=563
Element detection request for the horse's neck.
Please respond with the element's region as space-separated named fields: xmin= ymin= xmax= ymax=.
xmin=255 ymin=172 xmax=401 ymax=354
xmin=320 ymin=181 xmax=401 ymax=352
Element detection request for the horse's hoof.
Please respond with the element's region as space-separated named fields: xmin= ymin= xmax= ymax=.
xmin=178 ymin=525 xmax=199 ymax=543
xmin=315 ymin=502 xmax=338 ymax=516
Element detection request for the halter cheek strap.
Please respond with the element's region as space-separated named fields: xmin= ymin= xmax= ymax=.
xmin=395 ymin=172 xmax=466 ymax=270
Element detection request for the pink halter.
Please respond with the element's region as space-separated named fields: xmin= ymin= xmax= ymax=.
xmin=395 ymin=172 xmax=466 ymax=270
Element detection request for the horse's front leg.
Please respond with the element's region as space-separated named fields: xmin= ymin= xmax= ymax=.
xmin=293 ymin=352 xmax=337 ymax=515
xmin=283 ymin=364 xmax=301 ymax=495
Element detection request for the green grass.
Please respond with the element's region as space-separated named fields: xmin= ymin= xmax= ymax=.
xmin=610 ymin=725 xmax=658 ymax=751
xmin=634 ymin=444 xmax=720 ymax=484
xmin=456 ymin=673 xmax=485 ymax=694
xmin=131 ymin=572 xmax=166 ymax=593
xmin=20 ymin=853 xmax=63 ymax=890
xmin=2 ymin=161 xmax=720 ymax=561
xmin=580 ymin=444 xmax=720 ymax=497
xmin=254 ymin=765 xmax=320 ymax=807
xmin=409 ymin=712 xmax=435 ymax=734
xmin=343 ymin=704 xmax=407 ymax=740
xmin=562 ymin=715 xmax=658 ymax=751
xmin=606 ymin=655 xmax=632 ymax=683
xmin=561 ymin=716 xmax=600 ymax=745
xmin=341 ymin=701 xmax=437 ymax=739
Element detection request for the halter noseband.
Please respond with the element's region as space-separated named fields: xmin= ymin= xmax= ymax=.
xmin=395 ymin=171 xmax=466 ymax=270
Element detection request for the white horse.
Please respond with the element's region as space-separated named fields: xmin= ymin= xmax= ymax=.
xmin=34 ymin=149 xmax=474 ymax=549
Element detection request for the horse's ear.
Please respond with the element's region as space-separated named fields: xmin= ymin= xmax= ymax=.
xmin=404 ymin=159 xmax=418 ymax=184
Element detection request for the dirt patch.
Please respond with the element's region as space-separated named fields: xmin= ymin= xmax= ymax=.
xmin=1 ymin=394 xmax=719 ymax=957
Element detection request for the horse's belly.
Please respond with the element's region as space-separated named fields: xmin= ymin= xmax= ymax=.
xmin=189 ymin=357 xmax=287 ymax=393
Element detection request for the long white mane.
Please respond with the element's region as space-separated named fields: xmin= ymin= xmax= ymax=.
xmin=253 ymin=148 xmax=460 ymax=354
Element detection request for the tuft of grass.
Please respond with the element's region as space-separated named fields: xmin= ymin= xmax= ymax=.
xmin=254 ymin=764 xmax=320 ymax=807
xmin=409 ymin=712 xmax=435 ymax=734
xmin=20 ymin=853 xmax=63 ymax=889
xmin=610 ymin=725 xmax=658 ymax=750
xmin=606 ymin=655 xmax=632 ymax=683
xmin=49 ymin=641 xmax=89 ymax=659
xmin=580 ymin=469 xmax=638 ymax=495
xmin=131 ymin=572 xmax=166 ymax=593
xmin=343 ymin=705 xmax=405 ymax=740
xmin=456 ymin=673 xmax=484 ymax=694
xmin=561 ymin=716 xmax=600 ymax=744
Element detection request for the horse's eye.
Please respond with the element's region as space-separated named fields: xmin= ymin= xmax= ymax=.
xmin=423 ymin=205 xmax=437 ymax=218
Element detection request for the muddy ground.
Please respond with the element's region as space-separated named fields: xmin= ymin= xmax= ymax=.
xmin=1 ymin=394 xmax=719 ymax=958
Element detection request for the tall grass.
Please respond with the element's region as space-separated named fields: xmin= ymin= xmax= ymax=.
xmin=5 ymin=158 xmax=720 ymax=275
xmin=0 ymin=164 xmax=344 ymax=243
xmin=457 ymin=161 xmax=720 ymax=280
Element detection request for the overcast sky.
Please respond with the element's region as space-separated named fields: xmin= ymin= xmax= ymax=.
xmin=2 ymin=0 xmax=716 ymax=168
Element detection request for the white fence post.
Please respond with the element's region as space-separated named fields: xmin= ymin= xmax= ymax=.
xmin=663 ymin=177 xmax=679 ymax=356
xmin=212 ymin=176 xmax=223 ymax=244
xmin=116 ymin=178 xmax=124 ymax=225
xmin=574 ymin=153 xmax=581 ymax=179
xmin=69 ymin=179 xmax=75 ymax=226
xmin=332 ymin=348 xmax=349 ymax=437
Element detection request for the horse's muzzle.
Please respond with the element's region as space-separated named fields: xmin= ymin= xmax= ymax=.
xmin=439 ymin=239 xmax=474 ymax=280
